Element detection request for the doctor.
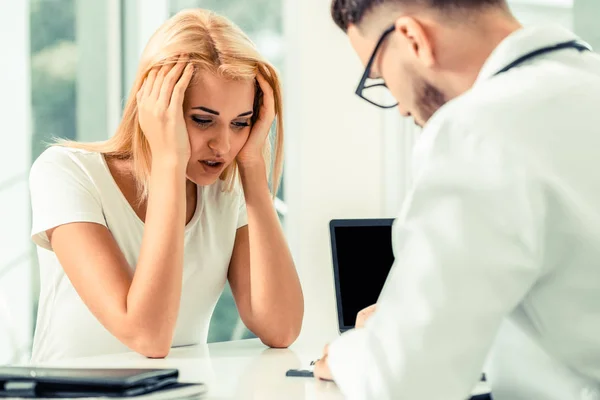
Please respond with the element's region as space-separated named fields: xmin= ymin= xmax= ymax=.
xmin=314 ymin=0 xmax=600 ymax=399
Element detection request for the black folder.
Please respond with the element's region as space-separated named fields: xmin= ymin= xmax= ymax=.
xmin=0 ymin=367 xmax=196 ymax=398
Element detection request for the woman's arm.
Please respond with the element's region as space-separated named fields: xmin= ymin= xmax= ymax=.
xmin=48 ymin=59 xmax=194 ymax=358
xmin=228 ymin=163 xmax=304 ymax=348
xmin=227 ymin=73 xmax=304 ymax=348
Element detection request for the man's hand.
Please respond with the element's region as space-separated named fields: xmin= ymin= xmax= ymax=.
xmin=313 ymin=344 xmax=334 ymax=381
xmin=313 ymin=304 xmax=377 ymax=382
xmin=356 ymin=304 xmax=376 ymax=328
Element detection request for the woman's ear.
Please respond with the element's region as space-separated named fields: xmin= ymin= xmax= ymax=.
xmin=251 ymin=77 xmax=263 ymax=126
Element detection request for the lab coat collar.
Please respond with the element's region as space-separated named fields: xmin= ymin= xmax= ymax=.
xmin=475 ymin=25 xmax=587 ymax=85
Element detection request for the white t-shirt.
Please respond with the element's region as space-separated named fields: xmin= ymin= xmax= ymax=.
xmin=28 ymin=146 xmax=248 ymax=363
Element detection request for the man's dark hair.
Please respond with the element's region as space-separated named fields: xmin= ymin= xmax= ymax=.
xmin=331 ymin=0 xmax=508 ymax=32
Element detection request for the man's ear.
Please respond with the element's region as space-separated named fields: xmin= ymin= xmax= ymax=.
xmin=394 ymin=16 xmax=435 ymax=68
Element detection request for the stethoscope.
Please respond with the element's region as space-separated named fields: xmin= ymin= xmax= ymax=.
xmin=494 ymin=39 xmax=591 ymax=76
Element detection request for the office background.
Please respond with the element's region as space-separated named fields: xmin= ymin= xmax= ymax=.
xmin=0 ymin=0 xmax=598 ymax=364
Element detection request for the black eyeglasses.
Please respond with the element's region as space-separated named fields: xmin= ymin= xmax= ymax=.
xmin=355 ymin=25 xmax=398 ymax=109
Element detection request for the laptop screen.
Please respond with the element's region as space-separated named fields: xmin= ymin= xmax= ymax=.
xmin=330 ymin=219 xmax=395 ymax=331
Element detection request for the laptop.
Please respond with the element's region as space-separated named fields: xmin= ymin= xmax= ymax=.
xmin=329 ymin=218 xmax=395 ymax=333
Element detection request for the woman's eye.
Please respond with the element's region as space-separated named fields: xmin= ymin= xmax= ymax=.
xmin=191 ymin=116 xmax=212 ymax=127
xmin=232 ymin=121 xmax=251 ymax=129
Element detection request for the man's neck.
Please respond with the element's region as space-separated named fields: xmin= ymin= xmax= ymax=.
xmin=439 ymin=12 xmax=522 ymax=100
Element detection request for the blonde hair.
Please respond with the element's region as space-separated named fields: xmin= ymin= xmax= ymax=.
xmin=60 ymin=9 xmax=284 ymax=199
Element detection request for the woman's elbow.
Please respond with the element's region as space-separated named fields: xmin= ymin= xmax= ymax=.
xmin=140 ymin=344 xmax=171 ymax=359
xmin=261 ymin=325 xmax=301 ymax=348
xmin=261 ymin=336 xmax=293 ymax=349
xmin=127 ymin=332 xmax=173 ymax=359
xmin=263 ymin=305 xmax=304 ymax=348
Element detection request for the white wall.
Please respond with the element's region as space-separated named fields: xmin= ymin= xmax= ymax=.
xmin=509 ymin=3 xmax=573 ymax=28
xmin=0 ymin=0 xmax=32 ymax=364
xmin=283 ymin=0 xmax=391 ymax=345
xmin=574 ymin=0 xmax=600 ymax=50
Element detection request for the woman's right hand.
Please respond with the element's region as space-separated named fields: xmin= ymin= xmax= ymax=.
xmin=137 ymin=56 xmax=195 ymax=164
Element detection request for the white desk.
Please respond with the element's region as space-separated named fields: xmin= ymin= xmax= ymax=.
xmin=48 ymin=339 xmax=344 ymax=400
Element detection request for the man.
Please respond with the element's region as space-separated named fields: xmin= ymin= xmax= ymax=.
xmin=314 ymin=1 xmax=600 ymax=399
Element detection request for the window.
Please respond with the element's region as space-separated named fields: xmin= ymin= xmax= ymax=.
xmin=0 ymin=0 xmax=118 ymax=363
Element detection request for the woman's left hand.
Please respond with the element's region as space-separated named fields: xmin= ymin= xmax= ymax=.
xmin=236 ymin=72 xmax=275 ymax=169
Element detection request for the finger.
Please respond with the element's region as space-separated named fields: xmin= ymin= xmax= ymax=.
xmin=159 ymin=55 xmax=189 ymax=108
xmin=256 ymin=73 xmax=275 ymax=117
xmin=323 ymin=343 xmax=330 ymax=356
xmin=142 ymin=68 xmax=158 ymax=99
xmin=136 ymin=80 xmax=146 ymax=104
xmin=150 ymin=62 xmax=173 ymax=100
xmin=170 ymin=63 xmax=195 ymax=109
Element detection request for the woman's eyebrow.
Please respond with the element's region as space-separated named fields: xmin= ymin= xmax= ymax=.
xmin=191 ymin=107 xmax=253 ymax=118
xmin=192 ymin=106 xmax=219 ymax=115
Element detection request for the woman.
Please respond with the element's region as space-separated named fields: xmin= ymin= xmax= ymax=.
xmin=29 ymin=9 xmax=303 ymax=363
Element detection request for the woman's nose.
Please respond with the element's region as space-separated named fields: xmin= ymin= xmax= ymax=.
xmin=208 ymin=127 xmax=231 ymax=155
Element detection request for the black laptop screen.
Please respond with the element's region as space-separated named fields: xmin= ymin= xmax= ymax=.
xmin=332 ymin=221 xmax=395 ymax=329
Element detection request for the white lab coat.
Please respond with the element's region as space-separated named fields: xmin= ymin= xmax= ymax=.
xmin=328 ymin=25 xmax=600 ymax=400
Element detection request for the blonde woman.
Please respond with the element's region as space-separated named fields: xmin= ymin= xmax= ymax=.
xmin=28 ymin=9 xmax=303 ymax=363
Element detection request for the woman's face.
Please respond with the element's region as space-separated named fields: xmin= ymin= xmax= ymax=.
xmin=183 ymin=70 xmax=255 ymax=186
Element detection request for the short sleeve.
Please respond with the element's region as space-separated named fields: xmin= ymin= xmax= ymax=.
xmin=236 ymin=189 xmax=248 ymax=229
xmin=29 ymin=147 xmax=107 ymax=251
